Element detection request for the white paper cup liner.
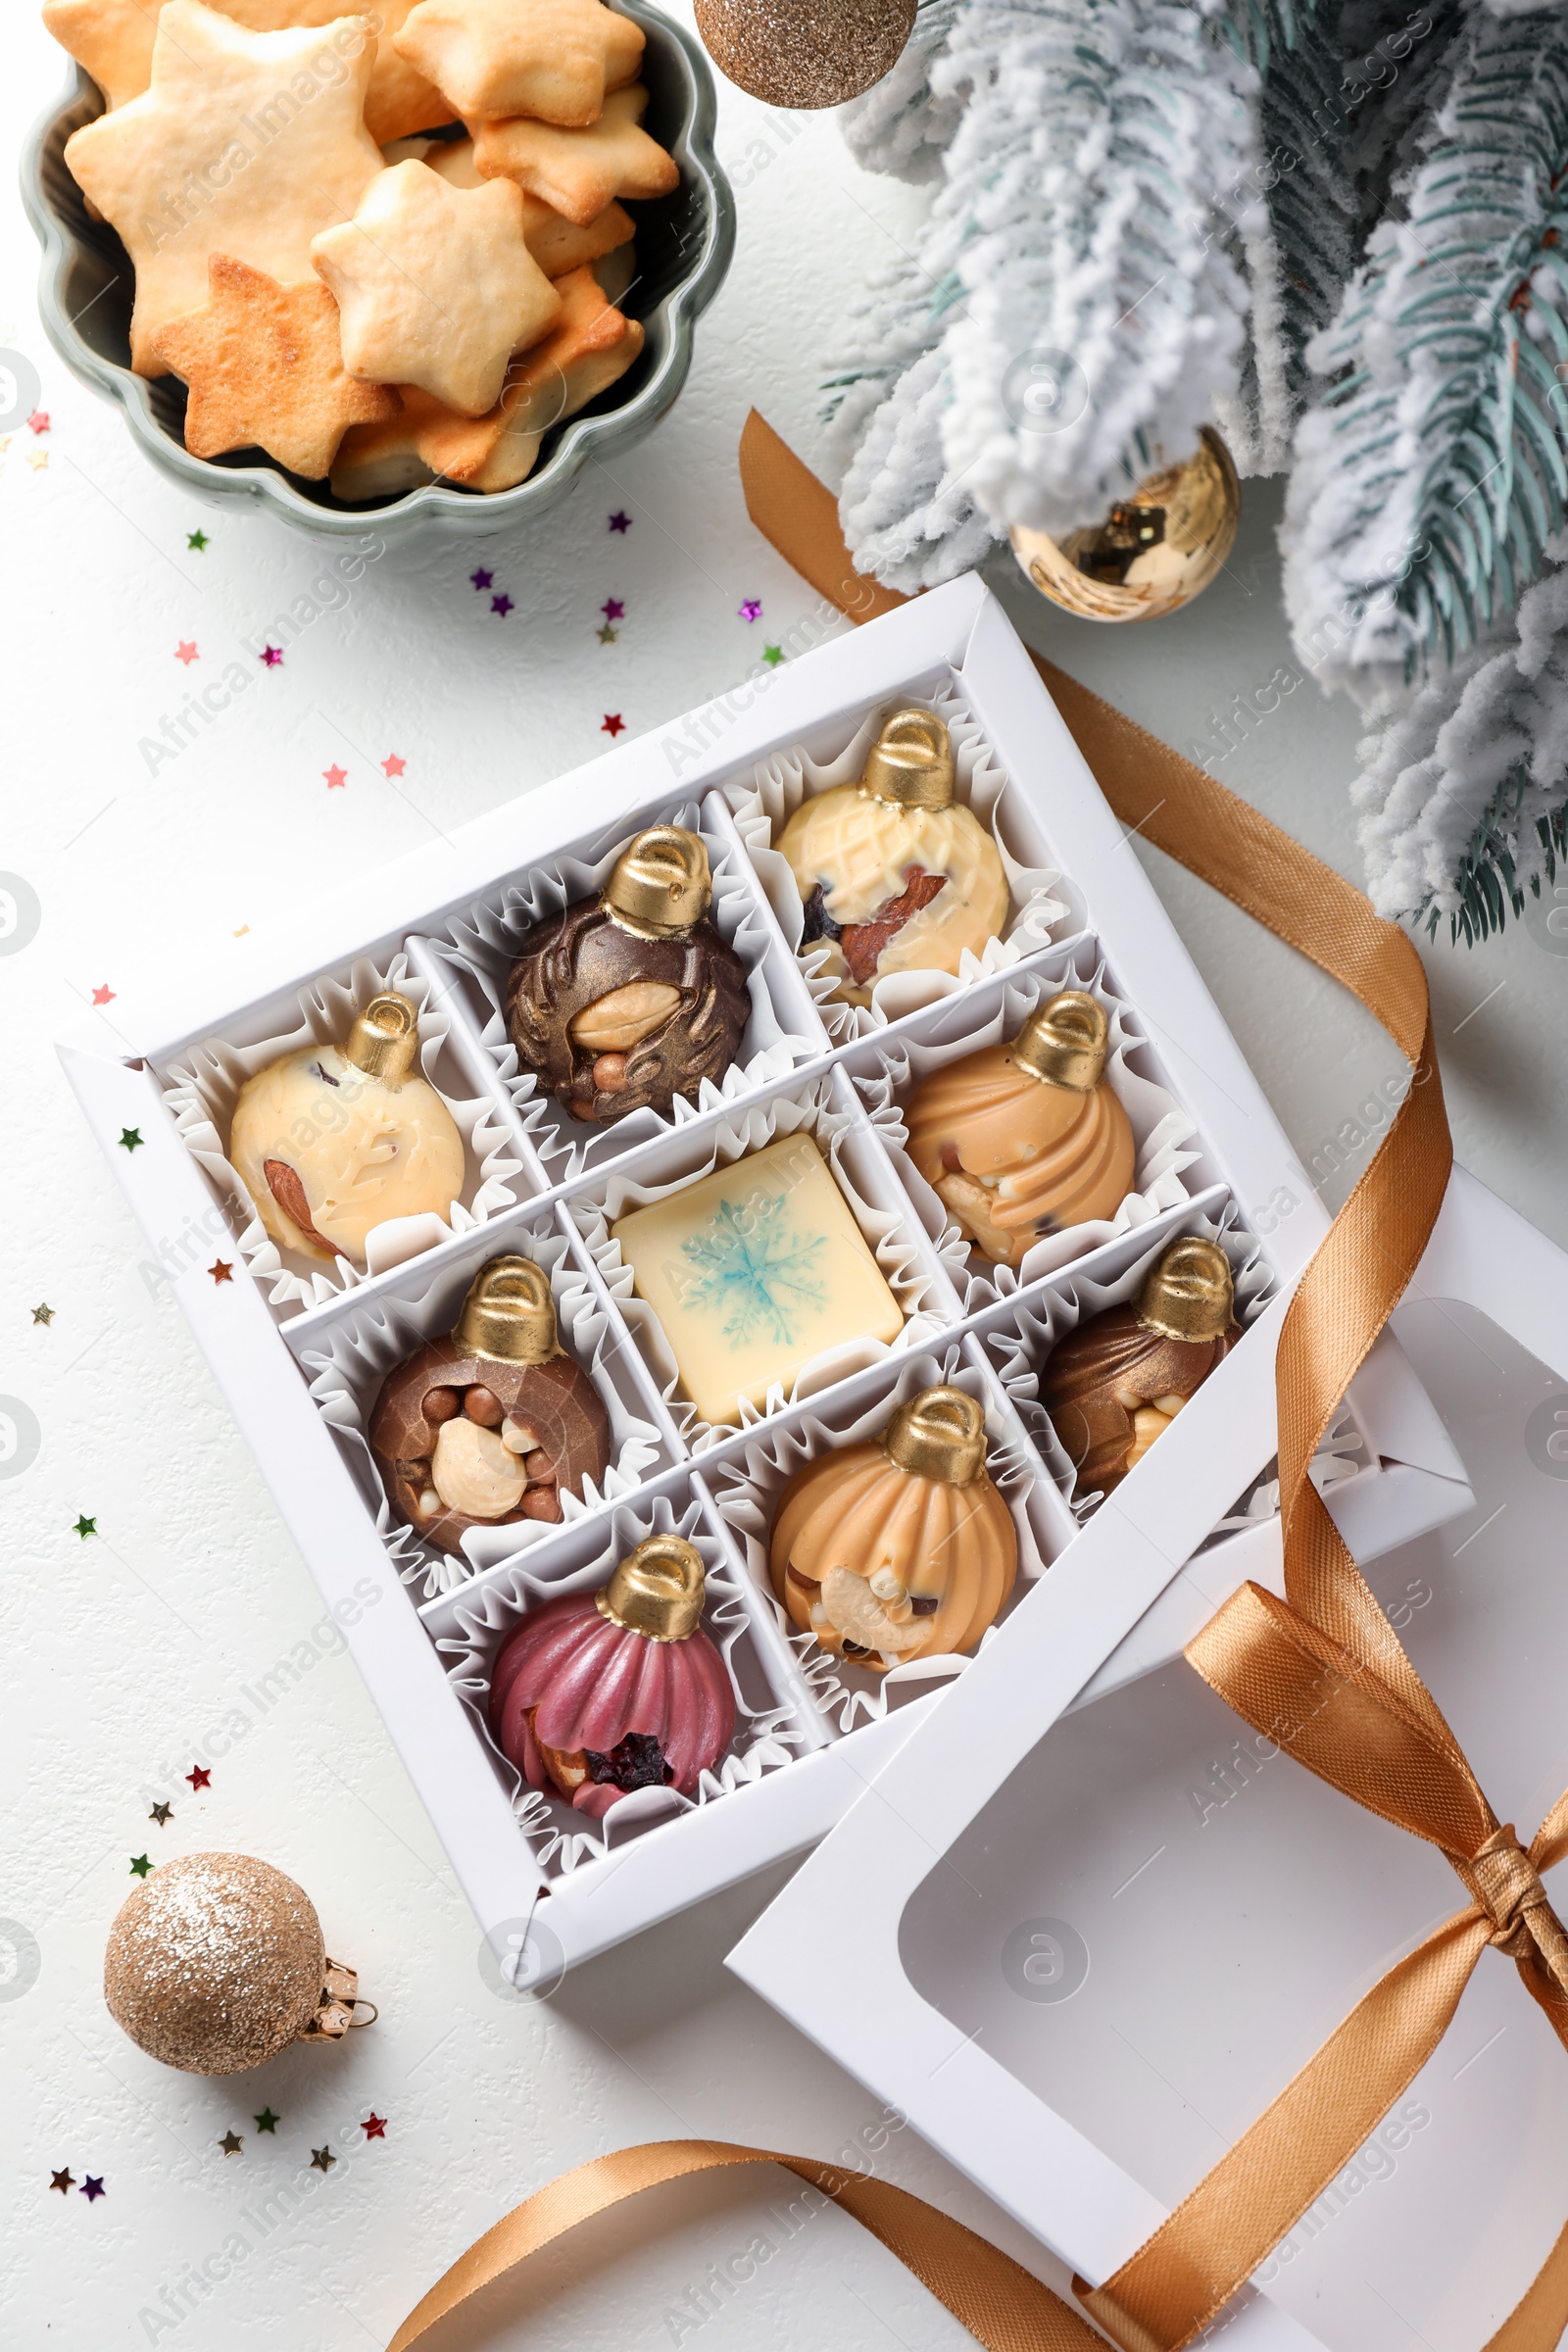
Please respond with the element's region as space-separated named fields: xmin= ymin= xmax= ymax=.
xmin=435 ymin=801 xmax=816 ymax=1185
xmin=436 ymin=1491 xmax=809 ymax=1879
xmin=569 ymin=1077 xmax=954 ymax=1452
xmin=301 ymin=1221 xmax=663 ymax=1599
xmin=722 ymin=676 xmax=1074 ymax=1044
xmin=160 ymin=951 xmax=527 ymax=1313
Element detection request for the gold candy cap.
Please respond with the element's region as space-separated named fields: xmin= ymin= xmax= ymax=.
xmin=1135 ymin=1236 xmax=1235 ymax=1344
xmin=602 ymin=825 xmax=712 ymax=939
xmin=883 ymin=1386 xmax=989 ymax=1485
xmin=860 ymin=709 xmax=956 ymax=810
xmin=454 ymin=1255 xmax=561 ymax=1364
xmin=1011 ymin=990 xmax=1109 ymax=1093
xmin=344 ymin=992 xmax=420 ymax=1085
xmin=597 ymin=1533 xmax=707 ymax=1642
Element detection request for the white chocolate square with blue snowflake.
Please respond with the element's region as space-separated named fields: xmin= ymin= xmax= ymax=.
xmin=612 ymin=1135 xmax=904 ymax=1426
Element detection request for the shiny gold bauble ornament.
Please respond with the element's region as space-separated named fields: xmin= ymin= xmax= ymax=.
xmin=104 ymin=1853 xmax=365 ymax=2075
xmin=695 ymin=0 xmax=915 ymax=108
xmin=1009 ymin=428 xmax=1241 ymax=622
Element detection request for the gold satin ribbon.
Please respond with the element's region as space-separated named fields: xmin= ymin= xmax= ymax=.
xmin=385 ymin=418 xmax=1567 ymax=2352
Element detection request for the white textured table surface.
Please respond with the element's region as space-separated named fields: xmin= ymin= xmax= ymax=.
xmin=4 ymin=6 xmax=1564 ymax=2347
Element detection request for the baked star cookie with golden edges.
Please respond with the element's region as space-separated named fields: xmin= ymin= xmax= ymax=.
xmin=422 ymin=137 xmax=635 ymax=275
xmin=470 ymin=83 xmax=677 ymax=226
xmin=330 ymin=264 xmax=641 ymax=497
xmin=394 ymin=0 xmax=643 ymax=127
xmin=63 ymin=1 xmax=385 ymax=374
xmin=152 ymin=255 xmax=400 ymax=475
xmin=44 ymin=0 xmax=447 ymax=140
xmin=312 ymin=161 xmax=561 ymax=416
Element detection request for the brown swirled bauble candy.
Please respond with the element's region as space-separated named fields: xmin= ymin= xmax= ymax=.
xmin=695 ymin=0 xmax=914 ymax=107
xmin=505 ymin=826 xmax=750 ymax=1126
xmin=1040 ymin=1236 xmax=1241 ymax=1494
xmin=369 ymin=1253 xmax=612 ymax=1554
xmin=905 ymin=991 xmax=1137 ymax=1267
xmin=1009 ymin=429 xmax=1241 ymax=623
xmin=770 ymin=1386 xmax=1016 ymax=1667
xmin=104 ymin=1852 xmax=364 ymax=2076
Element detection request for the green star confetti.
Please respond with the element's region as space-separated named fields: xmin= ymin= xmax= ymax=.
xmin=119 ymin=1129 xmax=143 ymax=1152
xmin=187 ymin=529 xmax=209 ymax=551
xmin=74 ymin=1515 xmax=96 ymax=1539
xmin=129 ymin=1854 xmax=151 ymax=1879
xmin=254 ymin=2109 xmax=279 ymax=2134
xmin=761 ymin=645 xmax=784 ymax=667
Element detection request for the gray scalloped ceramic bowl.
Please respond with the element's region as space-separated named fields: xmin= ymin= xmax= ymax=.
xmin=22 ymin=0 xmax=733 ymax=542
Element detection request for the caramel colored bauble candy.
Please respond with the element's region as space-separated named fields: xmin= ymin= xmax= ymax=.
xmin=906 ymin=991 xmax=1137 ymax=1267
xmin=770 ymin=1387 xmax=1016 ymax=1668
xmin=1040 ymin=1236 xmax=1241 ymax=1494
xmin=104 ymin=1853 xmax=360 ymax=2076
xmin=369 ymin=1254 xmax=612 ymax=1554
xmin=1009 ymin=429 xmax=1240 ymax=622
xmin=776 ymin=709 xmax=1009 ymax=1006
xmin=505 ymin=827 xmax=750 ymax=1127
xmin=695 ymin=0 xmax=914 ymax=108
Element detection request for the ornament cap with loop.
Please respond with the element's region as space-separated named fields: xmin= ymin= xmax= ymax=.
xmin=454 ymin=1255 xmax=562 ymax=1365
xmin=883 ymin=1386 xmax=989 ymax=1485
xmin=1136 ymin=1237 xmax=1235 ymax=1344
xmin=602 ymin=825 xmax=712 ymax=940
xmin=344 ymin=991 xmax=421 ymax=1085
xmin=597 ymin=1533 xmax=708 ymax=1642
xmin=1010 ymin=990 xmax=1110 ymax=1094
xmin=860 ymin=709 xmax=955 ymax=811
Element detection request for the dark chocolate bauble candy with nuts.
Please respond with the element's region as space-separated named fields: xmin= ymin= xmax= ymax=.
xmin=695 ymin=0 xmax=915 ymax=108
xmin=505 ymin=826 xmax=750 ymax=1127
xmin=1040 ymin=1237 xmax=1241 ymax=1495
xmin=369 ymin=1255 xmax=612 ymax=1556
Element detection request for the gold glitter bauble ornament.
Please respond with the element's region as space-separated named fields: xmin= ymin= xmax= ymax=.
xmin=1009 ymin=428 xmax=1241 ymax=622
xmin=104 ymin=1853 xmax=365 ymax=2076
xmin=695 ymin=0 xmax=915 ymax=108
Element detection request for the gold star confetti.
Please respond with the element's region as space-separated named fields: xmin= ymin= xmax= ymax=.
xmin=32 ymin=1303 xmax=54 ymax=1325
xmin=219 ymin=2132 xmax=243 ymax=2156
xmin=311 ymin=2145 xmax=336 ymax=2173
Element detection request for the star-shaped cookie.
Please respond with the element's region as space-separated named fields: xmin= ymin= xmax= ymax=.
xmin=423 ymin=137 xmax=634 ymax=277
xmin=312 ymin=160 xmax=560 ymax=416
xmin=44 ymin=0 xmax=446 ymax=141
xmin=63 ymin=0 xmax=385 ymax=373
xmin=153 ymin=256 xmax=399 ymax=475
xmin=331 ymin=263 xmax=642 ymax=496
xmin=469 ymin=82 xmax=677 ymax=227
xmin=394 ymin=0 xmax=642 ymax=127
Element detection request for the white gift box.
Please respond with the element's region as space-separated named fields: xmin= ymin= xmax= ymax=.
xmin=61 ymin=576 xmax=1469 ymax=1979
xmin=727 ymin=1164 xmax=1568 ymax=2352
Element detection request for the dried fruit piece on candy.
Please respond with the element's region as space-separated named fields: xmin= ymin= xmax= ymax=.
xmin=394 ymin=0 xmax=644 ymax=124
xmin=469 ymin=83 xmax=678 ymax=227
xmin=839 ymin=865 xmax=945 ymax=987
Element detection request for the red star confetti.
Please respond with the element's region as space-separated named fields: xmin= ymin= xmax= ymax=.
xmin=601 ymin=598 xmax=624 ymax=620
xmin=80 ymin=2178 xmax=106 ymax=2202
xmin=260 ymin=646 xmax=283 ymax=667
xmin=323 ymin=764 xmax=348 ymax=789
xmin=91 ymin=984 xmax=116 ymax=1005
xmin=470 ymin=567 xmax=493 ymax=590
xmin=739 ymin=599 xmax=762 ymax=621
xmin=608 ymin=511 xmax=630 ymax=532
xmin=175 ymin=641 xmax=199 ymax=664
xmin=209 ymin=1259 xmax=233 ymax=1283
xmin=187 ymin=1766 xmax=212 ymax=1790
xmin=362 ymin=2113 xmax=387 ymax=2140
xmin=27 ymin=410 xmax=49 ymax=434
xmin=601 ymin=713 xmax=625 ymax=737
xmin=491 ymin=593 xmax=514 ymax=616
xmin=381 ymin=754 xmax=406 ymax=777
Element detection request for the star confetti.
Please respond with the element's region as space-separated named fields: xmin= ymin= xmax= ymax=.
xmin=381 ymin=754 xmax=406 ymax=777
xmin=254 ymin=2108 xmax=278 ymax=2133
xmin=27 ymin=410 xmax=49 ymax=434
xmin=187 ymin=529 xmax=209 ymax=551
xmin=323 ymin=764 xmax=348 ymax=789
xmin=362 ymin=2113 xmax=387 ymax=2140
xmin=739 ymin=599 xmax=762 ymax=621
xmin=470 ymin=567 xmax=492 ymax=590
xmin=601 ymin=713 xmax=625 ymax=737
xmin=491 ymin=593 xmax=514 ymax=617
xmin=150 ymin=1802 xmax=172 ymax=1826
xmin=311 ymin=2146 xmax=336 ymax=2173
xmin=74 ymin=1515 xmax=96 ymax=1539
xmin=209 ymin=1259 xmax=233 ymax=1283
xmin=175 ymin=642 xmax=199 ymax=665
xmin=608 ymin=511 xmax=630 ymax=533
xmin=260 ymin=646 xmax=283 ymax=667
xmin=762 ymin=645 xmax=784 ymax=667
xmin=601 ymin=598 xmax=624 ymax=620
xmin=51 ymin=2170 xmax=74 ymax=2194
xmin=219 ymin=2132 xmax=243 ymax=2156
xmin=32 ymin=1303 xmax=54 ymax=1325
xmin=80 ymin=2178 xmax=105 ymax=2202
xmin=26 ymin=449 xmax=48 ymax=470
xmin=597 ymin=624 xmax=617 ymax=645
xmin=119 ymin=1128 xmax=142 ymax=1152
xmin=188 ymin=1765 xmax=212 ymax=1790
xmin=92 ymin=984 xmax=116 ymax=1004
xmin=129 ymin=1854 xmax=151 ymax=1878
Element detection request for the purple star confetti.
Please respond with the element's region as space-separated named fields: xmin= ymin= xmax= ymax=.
xmin=739 ymin=599 xmax=762 ymax=622
xmin=259 ymin=645 xmax=283 ymax=667
xmin=601 ymin=598 xmax=624 ymax=621
xmin=491 ymin=593 xmax=514 ymax=617
xmin=470 ymin=567 xmax=493 ymax=591
xmin=608 ymin=512 xmax=630 ymax=534
xmin=80 ymin=2178 xmax=106 ymax=2202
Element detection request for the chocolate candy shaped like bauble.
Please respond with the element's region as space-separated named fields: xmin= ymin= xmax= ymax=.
xmin=770 ymin=1387 xmax=1017 ymax=1667
xmin=1040 ymin=1237 xmax=1241 ymax=1494
xmin=104 ymin=1852 xmax=365 ymax=2075
xmin=489 ymin=1534 xmax=735 ymax=1817
xmin=229 ymin=990 xmax=466 ymax=1267
xmin=504 ymin=826 xmax=750 ymax=1126
xmin=774 ymin=710 xmax=1010 ymax=1005
xmin=368 ymin=1254 xmax=612 ymax=1554
xmin=1009 ymin=429 xmax=1240 ymax=622
xmin=695 ymin=0 xmax=914 ymax=108
xmin=905 ymin=991 xmax=1137 ymax=1268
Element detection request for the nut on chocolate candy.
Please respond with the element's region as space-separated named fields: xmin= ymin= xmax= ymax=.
xmin=504 ymin=826 xmax=750 ymax=1125
xmin=1040 ymin=1235 xmax=1240 ymax=1494
xmin=369 ymin=1253 xmax=612 ymax=1554
xmin=769 ymin=1386 xmax=1017 ymax=1668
